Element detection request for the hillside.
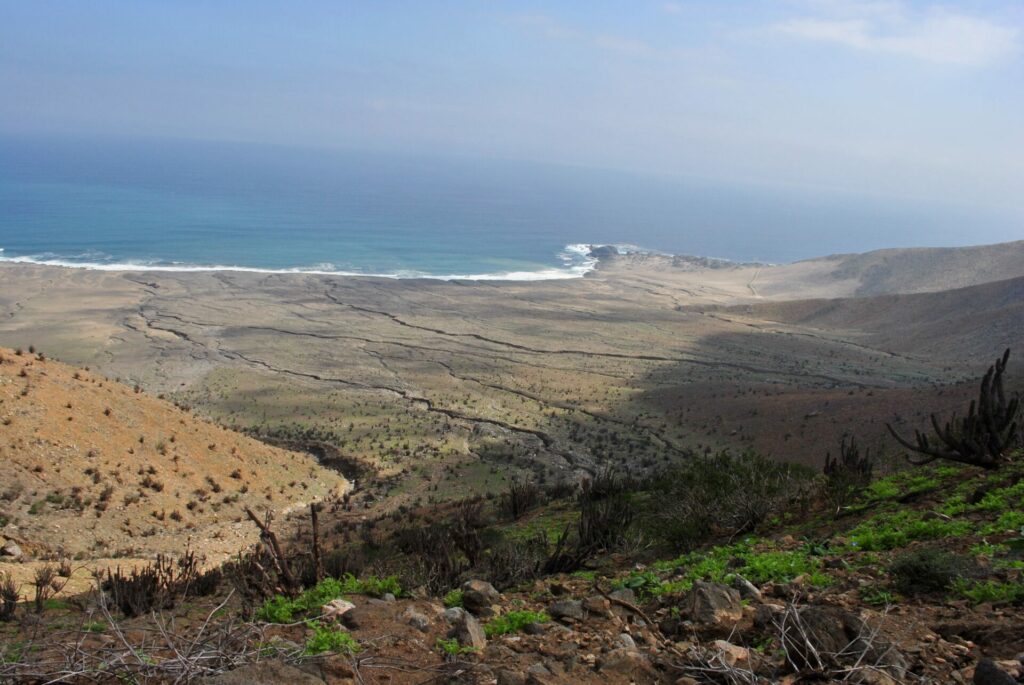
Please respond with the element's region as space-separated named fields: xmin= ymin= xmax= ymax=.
xmin=0 ymin=347 xmax=347 ymax=566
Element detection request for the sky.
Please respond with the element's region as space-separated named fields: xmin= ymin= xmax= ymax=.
xmin=2 ymin=1 xmax=1023 ymax=215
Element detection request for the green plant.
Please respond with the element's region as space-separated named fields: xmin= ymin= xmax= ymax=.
xmin=860 ymin=587 xmax=898 ymax=606
xmin=443 ymin=589 xmax=464 ymax=608
xmin=484 ymin=610 xmax=549 ymax=637
xmin=304 ymin=621 xmax=360 ymax=655
xmin=823 ymin=435 xmax=874 ymax=514
xmin=953 ymin=579 xmax=1024 ymax=605
xmin=82 ymin=621 xmax=106 ymax=633
xmin=436 ymin=637 xmax=478 ymax=657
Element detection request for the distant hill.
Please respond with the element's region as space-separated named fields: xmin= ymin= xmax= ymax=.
xmin=600 ymin=239 xmax=1024 ymax=303
xmin=722 ymin=275 xmax=1024 ymax=362
xmin=798 ymin=239 xmax=1024 ymax=297
xmin=0 ymin=348 xmax=346 ymax=561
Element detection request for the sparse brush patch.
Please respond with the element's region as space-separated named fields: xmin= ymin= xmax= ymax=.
xmin=645 ymin=449 xmax=815 ymax=551
xmin=823 ymin=435 xmax=873 ymax=516
xmin=484 ymin=610 xmax=549 ymax=636
xmin=889 ymin=547 xmax=974 ymax=595
xmin=0 ymin=571 xmax=18 ymax=621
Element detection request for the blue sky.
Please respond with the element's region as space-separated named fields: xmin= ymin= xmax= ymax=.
xmin=2 ymin=1 xmax=1022 ymax=214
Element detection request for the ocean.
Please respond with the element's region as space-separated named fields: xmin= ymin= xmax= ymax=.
xmin=1 ymin=136 xmax=1020 ymax=280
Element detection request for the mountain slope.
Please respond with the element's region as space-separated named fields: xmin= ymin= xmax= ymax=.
xmin=0 ymin=347 xmax=347 ymax=561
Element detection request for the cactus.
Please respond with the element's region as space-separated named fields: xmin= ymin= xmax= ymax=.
xmin=888 ymin=349 xmax=1020 ymax=469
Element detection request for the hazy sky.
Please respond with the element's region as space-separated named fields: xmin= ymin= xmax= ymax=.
xmin=2 ymin=1 xmax=1022 ymax=214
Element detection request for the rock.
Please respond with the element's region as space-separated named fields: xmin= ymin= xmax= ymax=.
xmin=200 ymin=660 xmax=325 ymax=684
xmin=600 ymin=648 xmax=655 ymax=679
xmin=582 ymin=595 xmax=611 ymax=617
xmin=402 ymin=606 xmax=430 ymax=632
xmin=525 ymin=662 xmax=556 ymax=685
xmin=523 ymin=622 xmax=546 ymax=635
xmin=609 ymin=588 xmax=637 ymax=605
xmin=447 ymin=608 xmax=486 ymax=650
xmin=974 ymin=658 xmax=1017 ymax=685
xmin=0 ymin=540 xmax=22 ymax=560
xmin=443 ymin=607 xmax=466 ymax=623
xmin=461 ymin=579 xmax=500 ymax=616
xmin=321 ymin=598 xmax=355 ymax=621
xmin=588 ymin=245 xmax=618 ymax=259
xmin=731 ymin=575 xmax=762 ymax=601
xmin=712 ymin=640 xmax=751 ymax=668
xmin=339 ymin=608 xmax=364 ymax=630
xmin=497 ymin=669 xmax=527 ymax=685
xmin=683 ymin=581 xmax=742 ymax=627
xmin=617 ymin=633 xmax=637 ymax=649
xmin=675 ymin=678 xmax=699 ymax=685
xmin=548 ymin=599 xmax=585 ymax=622
xmin=382 ymin=592 xmax=396 ymax=602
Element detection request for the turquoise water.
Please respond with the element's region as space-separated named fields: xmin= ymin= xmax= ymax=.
xmin=1 ymin=137 xmax=1020 ymax=279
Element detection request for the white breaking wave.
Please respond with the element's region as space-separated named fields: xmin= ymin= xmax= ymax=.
xmin=0 ymin=243 xmax=631 ymax=282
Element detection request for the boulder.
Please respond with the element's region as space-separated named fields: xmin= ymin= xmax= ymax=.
xmin=461 ymin=579 xmax=500 ymax=616
xmin=974 ymin=658 xmax=1017 ymax=685
xmin=582 ymin=595 xmax=611 ymax=617
xmin=548 ymin=599 xmax=585 ymax=622
xmin=1 ymin=540 xmax=22 ymax=560
xmin=321 ymin=598 xmax=355 ymax=621
xmin=445 ymin=607 xmax=487 ymax=650
xmin=683 ymin=581 xmax=742 ymax=627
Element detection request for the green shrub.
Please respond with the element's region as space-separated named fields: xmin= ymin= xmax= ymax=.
xmin=304 ymin=621 xmax=360 ymax=655
xmin=888 ymin=548 xmax=973 ymax=595
xmin=443 ymin=590 xmax=464 ymax=608
xmin=953 ymin=579 xmax=1024 ymax=605
xmin=436 ymin=637 xmax=478 ymax=656
xmin=484 ymin=610 xmax=549 ymax=636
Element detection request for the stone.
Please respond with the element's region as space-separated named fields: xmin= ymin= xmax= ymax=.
xmin=974 ymin=658 xmax=1017 ymax=685
xmin=712 ymin=640 xmax=751 ymax=668
xmin=683 ymin=581 xmax=742 ymax=627
xmin=321 ymin=598 xmax=355 ymax=621
xmin=548 ymin=599 xmax=585 ymax=622
xmin=608 ymin=588 xmax=637 ymax=605
xmin=525 ymin=662 xmax=556 ymax=685
xmin=0 ymin=540 xmax=22 ymax=560
xmin=200 ymin=660 xmax=325 ymax=684
xmin=731 ymin=575 xmax=762 ymax=601
xmin=461 ymin=579 xmax=500 ymax=616
xmin=340 ymin=608 xmax=364 ymax=630
xmin=497 ymin=669 xmax=527 ymax=685
xmin=600 ymin=648 xmax=655 ymax=679
xmin=582 ymin=595 xmax=611 ymax=617
xmin=443 ymin=606 xmax=465 ymax=622
xmin=523 ymin=622 xmax=546 ymax=635
xmin=447 ymin=608 xmax=487 ymax=650
xmin=402 ymin=606 xmax=430 ymax=632
xmin=382 ymin=592 xmax=396 ymax=602
xmin=617 ymin=633 xmax=637 ymax=649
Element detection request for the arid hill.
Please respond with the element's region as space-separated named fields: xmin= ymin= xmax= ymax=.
xmin=0 ymin=347 xmax=347 ymax=564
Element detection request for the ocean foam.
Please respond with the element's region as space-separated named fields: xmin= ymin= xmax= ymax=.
xmin=0 ymin=243 xmax=620 ymax=282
